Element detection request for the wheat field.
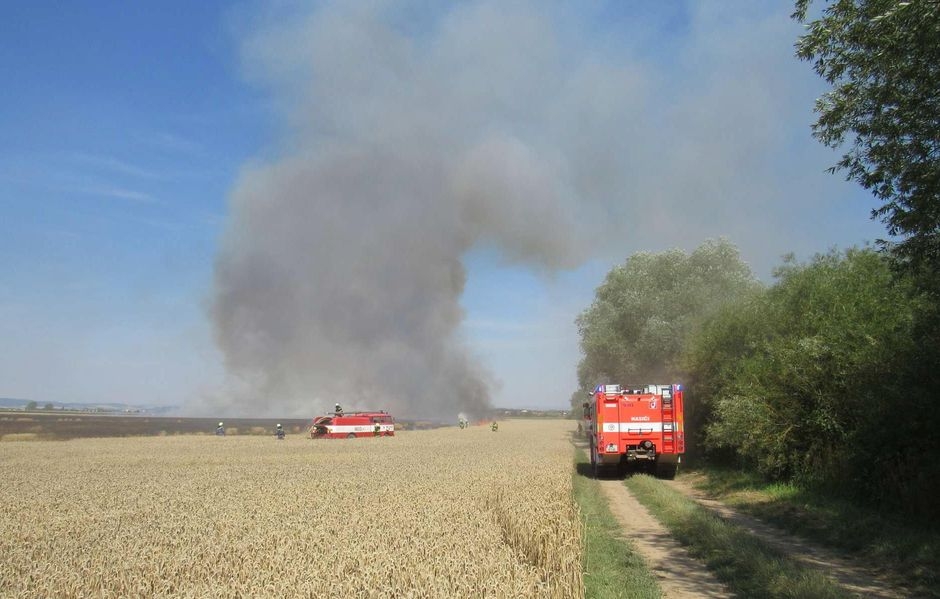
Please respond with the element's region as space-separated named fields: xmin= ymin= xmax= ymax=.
xmin=0 ymin=419 xmax=582 ymax=598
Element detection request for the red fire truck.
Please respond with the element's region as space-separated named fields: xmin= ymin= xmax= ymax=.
xmin=584 ymin=384 xmax=685 ymax=479
xmin=308 ymin=411 xmax=395 ymax=439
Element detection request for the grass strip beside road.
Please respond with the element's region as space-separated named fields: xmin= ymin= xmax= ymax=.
xmin=573 ymin=456 xmax=661 ymax=599
xmin=625 ymin=474 xmax=848 ymax=599
xmin=690 ymin=466 xmax=939 ymax=598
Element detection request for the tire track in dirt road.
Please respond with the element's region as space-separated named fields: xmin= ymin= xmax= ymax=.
xmin=572 ymin=438 xmax=732 ymax=598
xmin=664 ymin=476 xmax=907 ymax=599
xmin=594 ymin=476 xmax=733 ymax=598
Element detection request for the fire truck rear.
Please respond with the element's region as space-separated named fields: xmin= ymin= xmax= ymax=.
xmin=584 ymin=384 xmax=685 ymax=479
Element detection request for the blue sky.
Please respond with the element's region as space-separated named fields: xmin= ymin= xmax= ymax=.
xmin=0 ymin=2 xmax=260 ymax=405
xmin=1 ymin=1 xmax=886 ymax=411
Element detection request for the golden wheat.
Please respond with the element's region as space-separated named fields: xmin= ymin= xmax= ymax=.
xmin=0 ymin=419 xmax=582 ymax=598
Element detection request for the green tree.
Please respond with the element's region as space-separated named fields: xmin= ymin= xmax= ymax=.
xmin=681 ymin=286 xmax=767 ymax=463
xmin=25 ymin=401 xmax=37 ymax=411
xmin=793 ymin=0 xmax=940 ymax=275
xmin=576 ymin=239 xmax=758 ymax=390
xmin=568 ymin=390 xmax=586 ymax=417
xmin=694 ymin=248 xmax=940 ymax=513
xmin=43 ymin=402 xmax=54 ymax=410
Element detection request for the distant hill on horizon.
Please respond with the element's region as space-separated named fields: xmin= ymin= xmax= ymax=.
xmin=0 ymin=397 xmax=178 ymax=415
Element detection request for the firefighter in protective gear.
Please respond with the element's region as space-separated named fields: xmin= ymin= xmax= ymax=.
xmin=334 ymin=403 xmax=344 ymax=416
xmin=491 ymin=421 xmax=498 ymax=432
xmin=374 ymin=423 xmax=381 ymax=437
xmin=216 ymin=422 xmax=225 ymax=436
xmin=275 ymin=423 xmax=285 ymax=440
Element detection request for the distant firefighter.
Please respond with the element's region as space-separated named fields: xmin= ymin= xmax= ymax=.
xmin=275 ymin=423 xmax=285 ymax=440
xmin=334 ymin=403 xmax=344 ymax=416
xmin=216 ymin=422 xmax=225 ymax=436
xmin=491 ymin=421 xmax=498 ymax=432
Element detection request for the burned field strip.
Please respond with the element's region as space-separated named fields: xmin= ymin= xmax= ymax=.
xmin=0 ymin=412 xmax=449 ymax=441
xmin=0 ymin=413 xmax=311 ymax=440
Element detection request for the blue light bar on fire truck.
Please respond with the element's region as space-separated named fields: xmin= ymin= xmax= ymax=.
xmin=594 ymin=384 xmax=621 ymax=397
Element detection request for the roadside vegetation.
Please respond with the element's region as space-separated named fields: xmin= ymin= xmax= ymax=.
xmin=688 ymin=466 xmax=940 ymax=598
xmin=573 ymin=456 xmax=661 ymax=599
xmin=687 ymin=247 xmax=940 ymax=513
xmin=625 ymin=474 xmax=848 ymax=599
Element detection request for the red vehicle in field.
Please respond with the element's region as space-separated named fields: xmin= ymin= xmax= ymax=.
xmin=584 ymin=384 xmax=685 ymax=479
xmin=308 ymin=411 xmax=395 ymax=439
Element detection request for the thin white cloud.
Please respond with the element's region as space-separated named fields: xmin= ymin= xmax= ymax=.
xmin=140 ymin=130 xmax=205 ymax=156
xmin=70 ymin=153 xmax=164 ymax=180
xmin=69 ymin=185 xmax=156 ymax=204
xmin=124 ymin=215 xmax=186 ymax=231
xmin=1 ymin=155 xmax=159 ymax=205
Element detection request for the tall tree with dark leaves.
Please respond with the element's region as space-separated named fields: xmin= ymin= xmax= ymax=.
xmin=576 ymin=239 xmax=757 ymax=391
xmin=794 ymin=0 xmax=940 ymax=279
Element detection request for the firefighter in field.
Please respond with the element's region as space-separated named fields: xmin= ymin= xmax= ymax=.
xmin=491 ymin=421 xmax=498 ymax=432
xmin=334 ymin=403 xmax=344 ymax=416
xmin=374 ymin=422 xmax=381 ymax=437
xmin=216 ymin=422 xmax=225 ymax=436
xmin=275 ymin=423 xmax=285 ymax=440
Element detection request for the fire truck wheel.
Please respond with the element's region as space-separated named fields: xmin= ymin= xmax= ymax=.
xmin=655 ymin=461 xmax=678 ymax=480
xmin=590 ymin=446 xmax=599 ymax=478
xmin=346 ymin=433 xmax=356 ymax=439
xmin=617 ymin=460 xmax=630 ymax=477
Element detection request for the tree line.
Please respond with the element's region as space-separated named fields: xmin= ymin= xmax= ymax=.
xmin=575 ymin=240 xmax=939 ymax=516
xmin=575 ymin=1 xmax=939 ymax=516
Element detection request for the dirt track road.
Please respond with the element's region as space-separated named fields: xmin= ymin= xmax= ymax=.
xmin=595 ymin=476 xmax=732 ymax=598
xmin=578 ymin=437 xmax=907 ymax=598
xmin=665 ymin=475 xmax=906 ymax=599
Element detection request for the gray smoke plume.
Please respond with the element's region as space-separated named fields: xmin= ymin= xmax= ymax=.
xmin=208 ymin=0 xmax=636 ymax=418
xmin=207 ymin=0 xmax=821 ymax=418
